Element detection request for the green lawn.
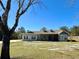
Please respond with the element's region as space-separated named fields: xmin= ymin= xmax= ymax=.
xmin=0 ymin=41 xmax=79 ymax=59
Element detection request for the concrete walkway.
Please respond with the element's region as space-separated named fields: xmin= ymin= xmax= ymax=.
xmin=0 ymin=40 xmax=22 ymax=44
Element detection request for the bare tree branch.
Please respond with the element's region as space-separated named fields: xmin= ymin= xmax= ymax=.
xmin=19 ymin=0 xmax=37 ymax=16
xmin=2 ymin=0 xmax=11 ymax=25
xmin=10 ymin=16 xmax=19 ymax=34
xmin=0 ymin=0 xmax=5 ymax=10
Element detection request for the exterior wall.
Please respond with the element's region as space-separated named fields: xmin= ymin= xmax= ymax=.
xmin=59 ymin=33 xmax=68 ymax=41
xmin=48 ymin=34 xmax=59 ymax=41
xmin=19 ymin=32 xmax=69 ymax=41
xmin=22 ymin=34 xmax=38 ymax=41
xmin=22 ymin=34 xmax=49 ymax=41
xmin=39 ymin=34 xmax=49 ymax=41
xmin=22 ymin=34 xmax=59 ymax=41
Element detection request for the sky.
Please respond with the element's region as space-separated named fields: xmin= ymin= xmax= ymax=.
xmin=1 ymin=0 xmax=79 ymax=31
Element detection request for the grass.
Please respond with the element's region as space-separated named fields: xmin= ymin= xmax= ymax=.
xmin=0 ymin=41 xmax=79 ymax=59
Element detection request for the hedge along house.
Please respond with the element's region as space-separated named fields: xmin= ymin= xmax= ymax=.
xmin=19 ymin=30 xmax=69 ymax=41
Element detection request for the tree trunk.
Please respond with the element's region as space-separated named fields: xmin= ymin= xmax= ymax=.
xmin=1 ymin=35 xmax=10 ymax=59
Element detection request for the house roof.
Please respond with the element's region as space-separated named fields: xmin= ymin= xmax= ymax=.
xmin=21 ymin=30 xmax=69 ymax=35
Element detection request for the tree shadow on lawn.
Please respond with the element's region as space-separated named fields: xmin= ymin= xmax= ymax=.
xmin=0 ymin=56 xmax=33 ymax=59
xmin=11 ymin=56 xmax=33 ymax=59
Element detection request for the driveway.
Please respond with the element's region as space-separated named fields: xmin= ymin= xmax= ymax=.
xmin=0 ymin=40 xmax=22 ymax=44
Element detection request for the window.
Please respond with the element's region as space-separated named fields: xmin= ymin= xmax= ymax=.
xmin=26 ymin=36 xmax=28 ymax=39
xmin=32 ymin=36 xmax=36 ymax=39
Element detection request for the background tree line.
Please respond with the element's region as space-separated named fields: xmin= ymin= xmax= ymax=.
xmin=60 ymin=26 xmax=79 ymax=36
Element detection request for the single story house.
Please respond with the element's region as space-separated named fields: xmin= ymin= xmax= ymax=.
xmin=18 ymin=30 xmax=69 ymax=41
